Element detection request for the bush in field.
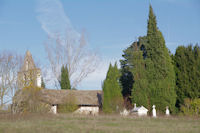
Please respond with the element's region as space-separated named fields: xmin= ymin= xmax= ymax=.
xmin=57 ymin=92 xmax=78 ymax=113
xmin=180 ymin=98 xmax=200 ymax=116
xmin=57 ymin=104 xmax=78 ymax=113
xmin=22 ymin=85 xmax=50 ymax=113
xmin=12 ymin=84 xmax=50 ymax=114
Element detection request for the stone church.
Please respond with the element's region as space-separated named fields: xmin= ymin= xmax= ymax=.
xmin=13 ymin=51 xmax=102 ymax=115
xmin=17 ymin=51 xmax=41 ymax=88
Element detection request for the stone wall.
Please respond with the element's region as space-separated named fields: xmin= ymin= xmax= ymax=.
xmin=74 ymin=106 xmax=99 ymax=115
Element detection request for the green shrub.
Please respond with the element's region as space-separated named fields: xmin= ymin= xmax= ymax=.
xmin=12 ymin=84 xmax=50 ymax=114
xmin=22 ymin=85 xmax=50 ymax=113
xmin=57 ymin=104 xmax=78 ymax=113
xmin=57 ymin=92 xmax=78 ymax=113
xmin=180 ymin=98 xmax=200 ymax=116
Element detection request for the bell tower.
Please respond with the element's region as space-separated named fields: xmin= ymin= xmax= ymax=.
xmin=17 ymin=51 xmax=41 ymax=88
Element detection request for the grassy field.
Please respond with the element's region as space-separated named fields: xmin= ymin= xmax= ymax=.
xmin=0 ymin=113 xmax=199 ymax=133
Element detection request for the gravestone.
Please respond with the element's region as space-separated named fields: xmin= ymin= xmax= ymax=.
xmin=152 ymin=105 xmax=156 ymax=117
xmin=166 ymin=106 xmax=170 ymax=116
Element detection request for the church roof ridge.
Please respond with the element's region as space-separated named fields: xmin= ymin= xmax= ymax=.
xmin=20 ymin=51 xmax=38 ymax=72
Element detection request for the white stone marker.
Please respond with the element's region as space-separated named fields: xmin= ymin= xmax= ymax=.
xmin=134 ymin=103 xmax=137 ymax=109
xmin=152 ymin=105 xmax=156 ymax=117
xmin=51 ymin=105 xmax=57 ymax=114
xmin=166 ymin=106 xmax=170 ymax=116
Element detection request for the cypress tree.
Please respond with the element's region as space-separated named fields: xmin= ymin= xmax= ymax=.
xmin=103 ymin=63 xmax=123 ymax=113
xmin=41 ymin=77 xmax=45 ymax=88
xmin=65 ymin=65 xmax=71 ymax=90
xmin=60 ymin=65 xmax=65 ymax=89
xmin=145 ymin=5 xmax=176 ymax=112
xmin=103 ymin=64 xmax=113 ymax=113
xmin=174 ymin=45 xmax=200 ymax=108
xmin=130 ymin=39 xmax=149 ymax=108
xmin=120 ymin=36 xmax=148 ymax=108
xmin=120 ymin=46 xmax=134 ymax=106
xmin=60 ymin=65 xmax=71 ymax=90
xmin=113 ymin=63 xmax=123 ymax=101
xmin=120 ymin=5 xmax=176 ymax=112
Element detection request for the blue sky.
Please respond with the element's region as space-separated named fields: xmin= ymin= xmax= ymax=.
xmin=0 ymin=0 xmax=199 ymax=90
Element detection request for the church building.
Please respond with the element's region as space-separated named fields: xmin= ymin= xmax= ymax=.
xmin=12 ymin=51 xmax=102 ymax=115
xmin=13 ymin=51 xmax=102 ymax=115
xmin=17 ymin=51 xmax=41 ymax=88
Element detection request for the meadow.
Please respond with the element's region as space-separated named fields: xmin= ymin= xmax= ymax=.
xmin=0 ymin=113 xmax=199 ymax=133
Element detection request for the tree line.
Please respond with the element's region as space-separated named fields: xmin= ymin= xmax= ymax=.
xmin=0 ymin=4 xmax=199 ymax=115
xmin=103 ymin=5 xmax=200 ymax=115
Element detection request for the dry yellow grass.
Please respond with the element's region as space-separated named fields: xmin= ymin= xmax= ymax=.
xmin=0 ymin=113 xmax=199 ymax=133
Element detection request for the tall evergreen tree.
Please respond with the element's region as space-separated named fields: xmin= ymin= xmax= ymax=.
xmin=145 ymin=5 xmax=176 ymax=112
xmin=120 ymin=44 xmax=134 ymax=106
xmin=120 ymin=36 xmax=148 ymax=108
xmin=120 ymin=5 xmax=176 ymax=112
xmin=60 ymin=65 xmax=71 ymax=90
xmin=130 ymin=40 xmax=149 ymax=108
xmin=103 ymin=63 xmax=123 ymax=113
xmin=41 ymin=77 xmax=45 ymax=88
xmin=174 ymin=45 xmax=200 ymax=108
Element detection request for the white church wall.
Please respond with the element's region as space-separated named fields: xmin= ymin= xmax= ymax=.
xmin=50 ymin=105 xmax=57 ymax=114
xmin=37 ymin=73 xmax=41 ymax=87
xmin=74 ymin=106 xmax=99 ymax=115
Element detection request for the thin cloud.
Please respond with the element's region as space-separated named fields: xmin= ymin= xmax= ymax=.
xmin=36 ymin=0 xmax=80 ymax=41
xmin=36 ymin=0 xmax=101 ymax=90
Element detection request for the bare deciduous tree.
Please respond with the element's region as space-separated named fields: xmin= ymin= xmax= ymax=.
xmin=44 ymin=32 xmax=99 ymax=89
xmin=0 ymin=51 xmax=22 ymax=109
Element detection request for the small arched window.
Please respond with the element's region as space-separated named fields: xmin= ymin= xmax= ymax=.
xmin=26 ymin=60 xmax=29 ymax=70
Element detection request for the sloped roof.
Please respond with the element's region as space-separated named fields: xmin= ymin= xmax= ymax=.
xmin=20 ymin=51 xmax=37 ymax=72
xmin=39 ymin=89 xmax=102 ymax=106
xmin=132 ymin=106 xmax=148 ymax=112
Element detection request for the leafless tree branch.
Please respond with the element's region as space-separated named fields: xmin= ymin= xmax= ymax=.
xmin=44 ymin=31 xmax=99 ymax=89
xmin=0 ymin=51 xmax=22 ymax=108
